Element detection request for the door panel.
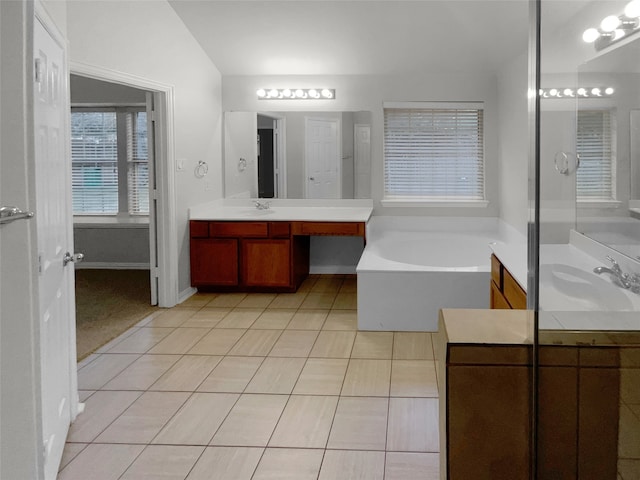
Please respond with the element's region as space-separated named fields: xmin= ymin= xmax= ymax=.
xmin=305 ymin=118 xmax=340 ymax=199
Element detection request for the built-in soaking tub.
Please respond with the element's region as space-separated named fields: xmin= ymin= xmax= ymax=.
xmin=357 ymin=216 xmax=519 ymax=331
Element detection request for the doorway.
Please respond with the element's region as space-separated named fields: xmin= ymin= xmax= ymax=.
xmin=305 ymin=117 xmax=341 ymax=199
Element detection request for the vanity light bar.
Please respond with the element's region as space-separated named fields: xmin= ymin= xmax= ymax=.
xmin=256 ymin=88 xmax=335 ymax=100
xmin=539 ymin=87 xmax=615 ymax=99
xmin=582 ymin=0 xmax=640 ymax=51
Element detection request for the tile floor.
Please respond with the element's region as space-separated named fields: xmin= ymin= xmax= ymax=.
xmin=58 ymin=275 xmax=440 ymax=480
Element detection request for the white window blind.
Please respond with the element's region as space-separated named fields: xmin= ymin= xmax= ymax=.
xmin=384 ymin=105 xmax=485 ymax=201
xmin=126 ymin=111 xmax=149 ymax=215
xmin=576 ymin=110 xmax=615 ymax=200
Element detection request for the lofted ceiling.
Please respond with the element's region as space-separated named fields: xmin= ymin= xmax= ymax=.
xmin=168 ymin=0 xmax=532 ymax=76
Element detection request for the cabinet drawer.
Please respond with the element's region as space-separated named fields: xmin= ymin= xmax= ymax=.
xmin=504 ymin=270 xmax=527 ymax=309
xmin=491 ymin=254 xmax=502 ymax=289
xmin=269 ymin=222 xmax=290 ymax=238
xmin=190 ymin=221 xmax=210 ymax=238
xmin=210 ymin=222 xmax=268 ymax=238
xmin=490 ymin=280 xmax=511 ymax=309
xmin=294 ymin=221 xmax=364 ymax=236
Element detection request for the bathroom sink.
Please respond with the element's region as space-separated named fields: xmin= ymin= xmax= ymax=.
xmin=539 ymin=263 xmax=635 ymax=311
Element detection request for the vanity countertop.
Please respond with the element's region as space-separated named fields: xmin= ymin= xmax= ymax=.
xmin=189 ymin=199 xmax=374 ymax=223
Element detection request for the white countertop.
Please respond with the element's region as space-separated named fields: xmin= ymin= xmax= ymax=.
xmin=189 ymin=199 xmax=373 ymax=223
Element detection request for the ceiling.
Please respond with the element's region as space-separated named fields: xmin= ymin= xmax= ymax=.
xmin=168 ymin=0 xmax=532 ymax=76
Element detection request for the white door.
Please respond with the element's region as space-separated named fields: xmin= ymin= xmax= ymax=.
xmin=354 ymin=124 xmax=371 ymax=199
xmin=305 ymin=118 xmax=341 ymax=199
xmin=34 ymin=16 xmax=77 ymax=480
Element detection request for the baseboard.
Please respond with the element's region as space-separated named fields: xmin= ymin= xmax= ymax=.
xmin=309 ymin=265 xmax=357 ymax=275
xmin=75 ymin=262 xmax=150 ymax=270
xmin=178 ymin=287 xmax=197 ymax=305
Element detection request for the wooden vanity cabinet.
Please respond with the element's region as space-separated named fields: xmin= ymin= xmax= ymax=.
xmin=490 ymin=254 xmax=526 ymax=309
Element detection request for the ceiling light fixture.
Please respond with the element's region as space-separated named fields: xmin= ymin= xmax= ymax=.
xmin=539 ymin=87 xmax=615 ymax=98
xmin=256 ymin=88 xmax=336 ymax=100
xmin=582 ymin=1 xmax=640 ymax=50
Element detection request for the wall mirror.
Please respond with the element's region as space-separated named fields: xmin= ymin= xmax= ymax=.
xmin=223 ymin=110 xmax=372 ymax=200
xmin=575 ymin=37 xmax=640 ymax=260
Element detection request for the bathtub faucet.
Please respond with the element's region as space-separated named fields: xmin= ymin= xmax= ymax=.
xmin=253 ymin=200 xmax=271 ymax=210
xmin=593 ymin=256 xmax=640 ymax=293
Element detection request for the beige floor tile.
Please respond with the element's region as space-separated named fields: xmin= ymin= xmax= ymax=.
xmin=269 ymin=330 xmax=319 ymax=357
xmin=318 ymin=450 xmax=385 ymax=480
xmin=215 ymin=308 xmax=262 ymax=328
xmin=59 ymin=443 xmax=88 ymax=471
xmin=198 ymin=356 xmax=264 ymax=393
xmin=120 ymin=445 xmax=204 ymax=480
xmin=228 ymin=329 xmax=282 ymax=356
xmin=252 ymin=448 xmax=324 ymax=480
xmin=327 ymin=397 xmax=388 ymax=451
xmin=147 ymin=328 xmax=211 ymax=354
xmin=77 ymin=354 xmax=140 ymax=390
xmin=391 ymin=360 xmax=439 ymax=397
xmin=387 ymin=398 xmax=439 ymax=452
xmin=186 ymin=446 xmax=264 ymax=480
xmin=134 ymin=310 xmax=164 ymax=327
xmin=619 ymin=404 xmax=640 ymax=459
xmin=180 ymin=293 xmax=218 ymax=308
xmin=268 ymin=292 xmax=308 ymax=309
xmin=95 ymin=328 xmax=140 ymax=353
xmin=187 ymin=328 xmax=245 ymax=355
xmin=293 ymin=358 xmax=349 ymax=395
xmin=252 ymin=309 xmax=295 ymax=329
xmin=351 ymin=332 xmax=394 ymax=359
xmin=617 ymin=459 xmax=640 ymax=480
xmin=58 ymin=443 xmax=145 ymax=480
xmin=621 ymin=368 xmax=640 ymax=404
xmin=342 ymin=359 xmax=392 ymax=396
xmin=237 ymin=293 xmax=277 ymax=308
xmin=207 ymin=293 xmax=247 ymax=308
xmin=180 ymin=308 xmax=231 ymax=328
xmin=104 ymin=327 xmax=175 ymax=354
xmin=333 ymin=292 xmax=358 ymax=310
xmin=393 ymin=332 xmax=434 ymax=360
xmin=67 ymin=390 xmax=142 ymax=442
xmin=102 ymin=354 xmax=180 ymax=390
xmin=152 ymin=393 xmax=239 ymax=445
xmin=245 ymin=357 xmax=306 ymax=394
xmin=78 ymin=390 xmax=95 ymax=402
xmin=300 ymin=292 xmax=338 ymax=309
xmin=95 ymin=391 xmax=190 ymax=444
xmin=323 ymin=310 xmax=358 ymax=330
xmin=210 ymin=394 xmax=288 ymax=447
xmin=77 ymin=353 xmax=100 ymax=370
xmin=142 ymin=308 xmax=199 ymax=328
xmin=269 ymin=395 xmax=338 ymax=448
xmin=149 ymin=355 xmax=222 ymax=391
xmin=310 ymin=331 xmax=356 ymax=358
xmin=385 ymin=452 xmax=440 ymax=480
xmin=297 ymin=276 xmax=319 ymax=292
xmin=339 ymin=277 xmax=358 ymax=293
xmin=287 ymin=309 xmax=328 ymax=330
xmin=311 ymin=277 xmax=343 ymax=293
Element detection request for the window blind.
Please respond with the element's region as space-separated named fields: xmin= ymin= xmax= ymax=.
xmin=576 ymin=110 xmax=614 ymax=200
xmin=384 ymin=107 xmax=485 ymax=201
xmin=71 ymin=111 xmax=118 ymax=214
xmin=126 ymin=111 xmax=149 ymax=215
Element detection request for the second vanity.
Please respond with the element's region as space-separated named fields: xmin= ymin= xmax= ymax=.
xmin=188 ymin=199 xmax=373 ymax=292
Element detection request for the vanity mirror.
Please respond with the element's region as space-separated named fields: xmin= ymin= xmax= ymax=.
xmin=575 ymin=37 xmax=640 ymax=260
xmin=223 ymin=110 xmax=372 ymax=200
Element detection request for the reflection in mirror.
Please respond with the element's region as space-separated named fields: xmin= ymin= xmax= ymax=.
xmin=224 ymin=111 xmax=372 ymax=200
xmin=576 ymin=38 xmax=640 ymax=260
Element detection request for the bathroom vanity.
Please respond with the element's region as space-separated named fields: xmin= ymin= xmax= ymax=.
xmin=188 ymin=199 xmax=372 ymax=292
xmin=490 ymin=254 xmax=527 ymax=309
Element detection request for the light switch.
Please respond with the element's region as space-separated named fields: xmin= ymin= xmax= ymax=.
xmin=177 ymin=158 xmax=186 ymax=171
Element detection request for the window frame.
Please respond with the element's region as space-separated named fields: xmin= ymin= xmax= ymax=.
xmin=382 ymin=101 xmax=487 ymax=207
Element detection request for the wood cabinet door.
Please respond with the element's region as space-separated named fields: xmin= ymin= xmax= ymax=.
xmin=241 ymin=239 xmax=291 ymax=287
xmin=190 ymin=238 xmax=238 ymax=286
xmin=490 ymin=281 xmax=511 ymax=309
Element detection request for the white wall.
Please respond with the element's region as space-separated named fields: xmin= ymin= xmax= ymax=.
xmin=224 ymin=111 xmax=258 ymax=198
xmin=66 ymin=0 xmax=223 ymax=297
xmin=223 ymin=73 xmax=501 ymax=217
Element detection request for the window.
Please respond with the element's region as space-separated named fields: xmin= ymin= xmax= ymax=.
xmin=71 ymin=108 xmax=149 ymax=215
xmin=576 ymin=109 xmax=615 ymax=201
xmin=384 ymin=103 xmax=485 ymax=202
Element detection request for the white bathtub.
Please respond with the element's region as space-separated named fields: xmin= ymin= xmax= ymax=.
xmin=356 ymin=216 xmax=516 ymax=331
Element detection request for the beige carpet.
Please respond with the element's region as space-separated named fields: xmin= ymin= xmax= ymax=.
xmin=75 ymin=269 xmax=158 ymax=360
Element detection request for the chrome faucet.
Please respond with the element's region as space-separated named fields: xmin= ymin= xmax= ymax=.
xmin=253 ymin=200 xmax=271 ymax=210
xmin=593 ymin=256 xmax=640 ymax=293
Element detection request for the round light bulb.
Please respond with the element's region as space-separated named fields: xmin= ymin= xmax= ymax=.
xmin=582 ymin=28 xmax=600 ymax=43
xmin=563 ymin=88 xmax=574 ymax=97
xmin=295 ymin=89 xmax=305 ymax=98
xmin=321 ymin=89 xmax=333 ymax=98
xmin=577 ymin=88 xmax=587 ymax=96
xmin=257 ymin=89 xmax=266 ymax=98
xmin=268 ymin=89 xmax=279 ymax=98
xmin=601 ymin=15 xmax=621 ymax=32
xmin=308 ymin=89 xmax=319 ymax=98
xmin=625 ymin=0 xmax=640 ymax=18
xmin=549 ymin=88 xmax=558 ymax=97
xmin=282 ymin=89 xmax=292 ymax=98
xmin=605 ymin=87 xmax=614 ymax=95
xmin=591 ymin=87 xmax=602 ymax=96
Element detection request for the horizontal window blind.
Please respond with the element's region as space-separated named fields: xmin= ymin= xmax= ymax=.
xmin=384 ymin=107 xmax=485 ymax=201
xmin=71 ymin=111 xmax=118 ymax=214
xmin=126 ymin=111 xmax=149 ymax=215
xmin=576 ymin=110 xmax=614 ymax=200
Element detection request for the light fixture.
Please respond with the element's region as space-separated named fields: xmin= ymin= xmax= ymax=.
xmin=256 ymin=88 xmax=336 ymax=100
xmin=582 ymin=1 xmax=640 ymax=50
xmin=539 ymin=87 xmax=615 ymax=99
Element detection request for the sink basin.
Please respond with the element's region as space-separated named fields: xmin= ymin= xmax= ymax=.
xmin=539 ymin=263 xmax=635 ymax=311
xmin=241 ymin=209 xmax=275 ymax=217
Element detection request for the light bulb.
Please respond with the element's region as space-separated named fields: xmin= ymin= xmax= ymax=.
xmin=308 ymin=89 xmax=319 ymax=98
xmin=282 ymin=89 xmax=292 ymax=98
xmin=605 ymin=87 xmax=615 ymax=95
xmin=268 ymin=89 xmax=279 ymax=98
xmin=321 ymin=89 xmax=333 ymax=98
xmin=257 ymin=89 xmax=266 ymax=98
xmin=601 ymin=15 xmax=621 ymax=32
xmin=577 ymin=88 xmax=587 ymax=96
xmin=295 ymin=89 xmax=305 ymax=98
xmin=582 ymin=28 xmax=601 ymax=43
xmin=549 ymin=88 xmax=558 ymax=97
xmin=591 ymin=87 xmax=602 ymax=96
xmin=563 ymin=88 xmax=574 ymax=97
xmin=625 ymin=0 xmax=640 ymax=18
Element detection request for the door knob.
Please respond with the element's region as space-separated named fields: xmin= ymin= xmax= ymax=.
xmin=63 ymin=252 xmax=84 ymax=267
xmin=309 ymin=177 xmax=315 ymax=181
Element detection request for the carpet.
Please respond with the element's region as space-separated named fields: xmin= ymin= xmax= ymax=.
xmin=75 ymin=269 xmax=159 ymax=360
